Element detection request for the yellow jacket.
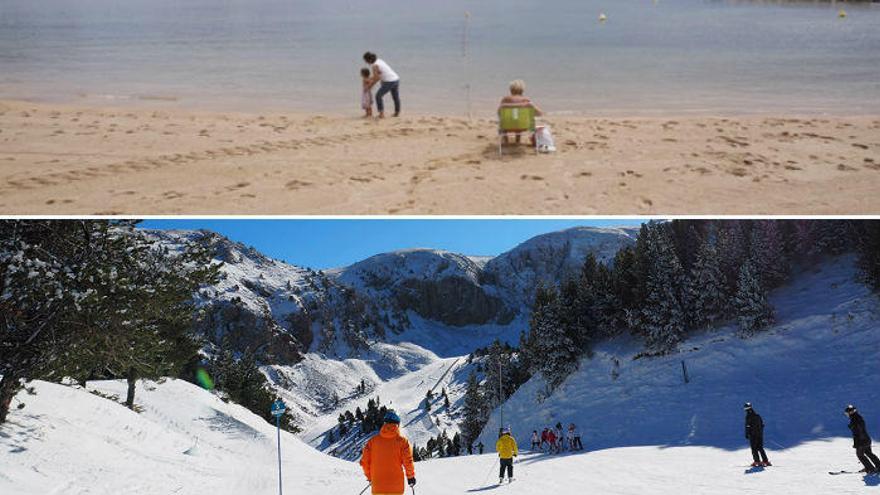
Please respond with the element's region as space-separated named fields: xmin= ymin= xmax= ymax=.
xmin=496 ymin=434 xmax=518 ymax=459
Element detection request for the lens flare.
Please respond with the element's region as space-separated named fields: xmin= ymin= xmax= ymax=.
xmin=196 ymin=368 xmax=214 ymax=390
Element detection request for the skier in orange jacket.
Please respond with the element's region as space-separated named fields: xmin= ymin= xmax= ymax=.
xmin=360 ymin=410 xmax=416 ymax=495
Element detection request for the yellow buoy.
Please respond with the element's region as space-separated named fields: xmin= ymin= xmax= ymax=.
xmin=599 ymin=13 xmax=608 ymax=22
xmin=838 ymin=9 xmax=847 ymax=18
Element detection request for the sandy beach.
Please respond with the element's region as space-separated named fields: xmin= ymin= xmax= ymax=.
xmin=1 ymin=99 xmax=878 ymax=215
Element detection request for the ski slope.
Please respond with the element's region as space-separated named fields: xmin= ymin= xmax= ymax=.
xmin=300 ymin=354 xmax=474 ymax=458
xmin=2 ymin=379 xmax=878 ymax=494
xmin=0 ymin=379 xmax=367 ymax=495
xmin=480 ymin=255 xmax=880 ymax=455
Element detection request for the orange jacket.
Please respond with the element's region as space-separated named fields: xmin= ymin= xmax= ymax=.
xmin=360 ymin=423 xmax=415 ymax=494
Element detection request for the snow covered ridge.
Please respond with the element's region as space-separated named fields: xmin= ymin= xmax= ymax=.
xmin=143 ymin=226 xmax=638 ymax=359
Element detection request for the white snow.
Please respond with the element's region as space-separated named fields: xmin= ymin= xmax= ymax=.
xmin=2 ymin=379 xmax=878 ymax=494
xmin=0 ymin=379 xmax=366 ymax=495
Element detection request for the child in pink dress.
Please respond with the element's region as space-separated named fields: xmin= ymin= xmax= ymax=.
xmin=361 ymin=68 xmax=373 ymax=118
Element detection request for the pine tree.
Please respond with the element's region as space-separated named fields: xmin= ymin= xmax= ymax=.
xmin=717 ymin=221 xmax=751 ymax=294
xmin=734 ymin=261 xmax=774 ymax=334
xmin=0 ymin=221 xmax=218 ymax=422
xmin=855 ymin=221 xmax=880 ymax=292
xmin=528 ymin=286 xmax=578 ymax=386
xmin=686 ymin=235 xmax=727 ymax=328
xmin=749 ymin=220 xmax=788 ymax=289
xmin=482 ymin=340 xmax=512 ymax=405
xmin=451 ymin=432 xmax=462 ymax=456
xmin=460 ymin=371 xmax=485 ymax=447
xmin=634 ymin=223 xmax=688 ymax=351
xmin=792 ymin=220 xmax=819 ymax=264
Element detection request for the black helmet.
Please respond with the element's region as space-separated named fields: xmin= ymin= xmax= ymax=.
xmin=743 ymin=402 xmax=753 ymax=410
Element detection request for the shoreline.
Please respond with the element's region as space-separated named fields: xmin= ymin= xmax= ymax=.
xmin=1 ymin=99 xmax=878 ymax=215
xmin=4 ymin=94 xmax=879 ymax=120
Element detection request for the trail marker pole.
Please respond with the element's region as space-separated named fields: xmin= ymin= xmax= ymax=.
xmin=271 ymin=399 xmax=286 ymax=495
xmin=681 ymin=360 xmax=690 ymax=384
xmin=498 ymin=357 xmax=504 ymax=431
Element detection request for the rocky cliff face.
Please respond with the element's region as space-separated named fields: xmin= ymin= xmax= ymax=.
xmin=331 ymin=249 xmax=513 ymax=327
xmin=147 ymin=226 xmax=638 ymax=364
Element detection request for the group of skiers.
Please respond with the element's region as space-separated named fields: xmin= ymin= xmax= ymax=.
xmin=357 ymin=404 xmax=880 ymax=495
xmin=530 ymin=422 xmax=584 ymax=453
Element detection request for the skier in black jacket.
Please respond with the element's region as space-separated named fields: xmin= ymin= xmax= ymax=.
xmin=845 ymin=405 xmax=880 ymax=473
xmin=744 ymin=403 xmax=771 ymax=467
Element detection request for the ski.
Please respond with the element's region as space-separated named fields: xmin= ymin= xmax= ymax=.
xmin=828 ymin=470 xmax=866 ymax=475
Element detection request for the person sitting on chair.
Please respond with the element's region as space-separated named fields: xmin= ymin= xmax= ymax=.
xmin=498 ymin=80 xmax=543 ymax=145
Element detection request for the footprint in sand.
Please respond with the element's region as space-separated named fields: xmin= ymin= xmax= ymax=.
xmin=285 ymin=179 xmax=313 ymax=190
xmin=520 ymin=174 xmax=544 ymax=181
xmin=226 ymin=182 xmax=250 ymax=191
xmin=837 ymin=164 xmax=859 ymax=172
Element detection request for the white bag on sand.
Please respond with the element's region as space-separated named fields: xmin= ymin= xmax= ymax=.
xmin=535 ymin=125 xmax=556 ymax=153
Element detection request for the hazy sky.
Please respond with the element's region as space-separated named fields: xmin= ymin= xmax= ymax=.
xmin=139 ymin=219 xmax=646 ymax=269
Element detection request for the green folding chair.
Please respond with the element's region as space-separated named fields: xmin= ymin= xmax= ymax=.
xmin=498 ymin=106 xmax=536 ymax=156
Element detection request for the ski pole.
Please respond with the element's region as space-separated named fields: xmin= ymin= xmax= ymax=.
xmin=769 ymin=439 xmax=789 ymax=451
xmin=357 ymin=482 xmax=371 ymax=495
xmin=480 ymin=456 xmax=497 ymax=486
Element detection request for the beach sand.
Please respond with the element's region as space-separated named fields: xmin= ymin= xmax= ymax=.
xmin=1 ymin=99 xmax=878 ymax=215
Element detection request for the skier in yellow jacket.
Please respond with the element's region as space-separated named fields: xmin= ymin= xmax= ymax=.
xmin=496 ymin=428 xmax=518 ymax=484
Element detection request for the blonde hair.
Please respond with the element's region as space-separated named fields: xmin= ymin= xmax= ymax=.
xmin=509 ymin=79 xmax=525 ymax=95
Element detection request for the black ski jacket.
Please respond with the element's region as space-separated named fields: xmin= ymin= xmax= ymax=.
xmin=848 ymin=412 xmax=872 ymax=448
xmin=745 ymin=410 xmax=764 ymax=440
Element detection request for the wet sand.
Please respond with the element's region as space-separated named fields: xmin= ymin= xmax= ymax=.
xmin=1 ymin=100 xmax=878 ymax=215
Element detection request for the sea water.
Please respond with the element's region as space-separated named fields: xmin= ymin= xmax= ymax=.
xmin=1 ymin=0 xmax=878 ymax=115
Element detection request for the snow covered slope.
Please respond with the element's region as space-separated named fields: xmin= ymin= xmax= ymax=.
xmin=480 ymin=255 xmax=880 ymax=456
xmin=3 ymin=378 xmax=878 ymax=495
xmin=0 ymin=379 xmax=366 ymax=495
xmin=299 ymin=354 xmax=475 ymax=459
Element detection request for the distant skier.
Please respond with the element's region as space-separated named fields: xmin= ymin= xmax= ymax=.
xmin=478 ymin=441 xmax=484 ymax=455
xmin=546 ymin=428 xmax=558 ymax=454
xmin=496 ymin=427 xmax=519 ymax=484
xmin=845 ymin=404 xmax=880 ymax=473
xmin=566 ymin=425 xmax=574 ymax=451
xmin=531 ymin=430 xmax=540 ymax=451
xmin=555 ymin=422 xmax=565 ymax=451
xmin=744 ymin=403 xmax=771 ymax=467
xmin=360 ymin=410 xmax=416 ymax=495
xmin=468 ymin=443 xmax=473 ymax=455
xmin=540 ymin=428 xmax=550 ymax=451
xmin=568 ymin=423 xmax=584 ymax=451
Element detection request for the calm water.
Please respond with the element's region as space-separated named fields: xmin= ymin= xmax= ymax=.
xmin=1 ymin=0 xmax=879 ymax=115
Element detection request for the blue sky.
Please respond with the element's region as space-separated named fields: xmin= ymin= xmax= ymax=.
xmin=139 ymin=219 xmax=646 ymax=269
